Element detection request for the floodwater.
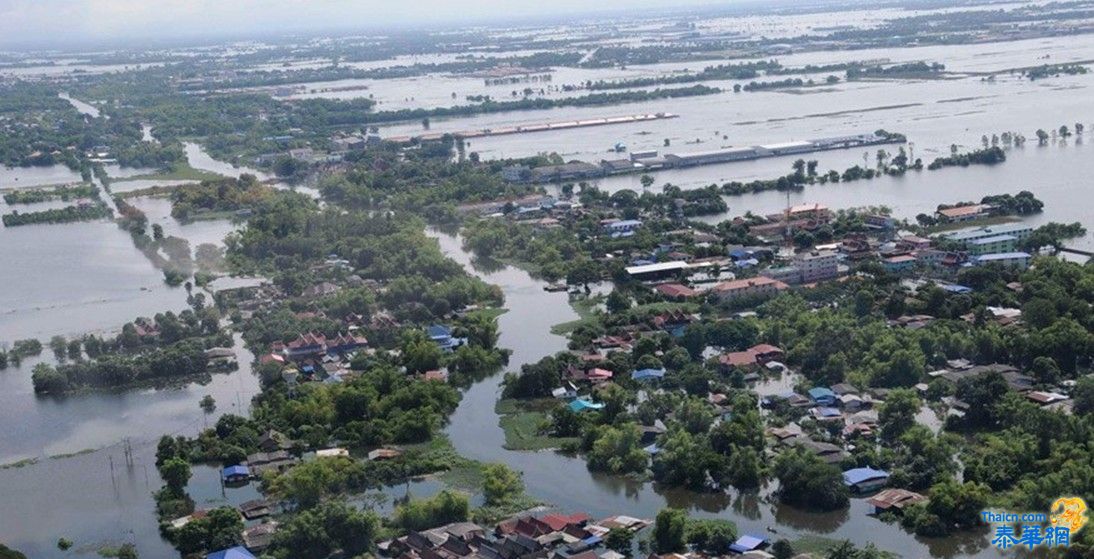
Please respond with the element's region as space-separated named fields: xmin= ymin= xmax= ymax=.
xmin=0 ymin=335 xmax=261 ymax=559
xmin=430 ymin=231 xmax=996 ymax=559
xmin=59 ymin=93 xmax=102 ymax=119
xmin=0 ymin=151 xmax=255 ymax=557
xmin=1 ymin=25 xmax=1090 ymax=559
xmin=182 ymin=142 xmax=273 ymax=181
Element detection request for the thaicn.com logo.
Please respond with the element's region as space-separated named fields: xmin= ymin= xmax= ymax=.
xmin=981 ymin=497 xmax=1088 ymax=550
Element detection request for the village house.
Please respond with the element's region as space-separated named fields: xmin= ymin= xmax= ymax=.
xmin=935 ymin=203 xmax=989 ymax=223
xmin=867 ymin=488 xmax=927 ymax=514
xmin=843 ymin=467 xmax=890 ymax=493
xmin=709 ymin=276 xmax=789 ymax=303
xmin=719 ymin=343 xmax=785 ymax=371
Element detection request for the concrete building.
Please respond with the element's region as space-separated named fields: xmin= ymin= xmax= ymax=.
xmin=967 ymin=234 xmax=1017 ymax=256
xmin=710 ymin=276 xmax=789 ymax=302
xmin=529 ymin=162 xmax=603 ymax=182
xmin=765 ymin=265 xmax=802 ymax=285
xmin=940 ymin=223 xmax=1033 ymax=247
xmin=795 ymin=250 xmax=839 ymax=283
xmin=882 ymin=254 xmax=917 ymax=273
xmin=664 ymin=147 xmax=760 ymax=167
xmin=974 ymin=251 xmax=1031 ymax=269
xmin=758 ymin=140 xmax=815 ymax=156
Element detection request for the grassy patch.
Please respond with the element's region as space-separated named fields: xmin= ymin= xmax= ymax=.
xmin=496 ymin=398 xmax=576 ymax=451
xmin=550 ymin=295 xmax=603 ymax=335
xmin=113 ymin=164 xmax=223 ymax=183
xmin=409 ymin=436 xmax=485 ymax=492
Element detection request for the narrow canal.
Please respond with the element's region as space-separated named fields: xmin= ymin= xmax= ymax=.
xmin=428 ymin=230 xmax=995 ymax=559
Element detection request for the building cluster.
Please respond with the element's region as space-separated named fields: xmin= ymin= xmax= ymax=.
xmin=380 ymin=513 xmax=650 ymax=559
xmin=619 ymin=213 xmax=1039 ymax=314
xmin=503 ymin=132 xmax=901 ymax=183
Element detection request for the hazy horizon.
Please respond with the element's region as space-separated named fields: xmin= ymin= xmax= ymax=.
xmin=0 ymin=0 xmax=773 ymax=50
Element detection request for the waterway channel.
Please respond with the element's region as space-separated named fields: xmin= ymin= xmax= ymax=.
xmin=428 ymin=232 xmax=995 ymax=559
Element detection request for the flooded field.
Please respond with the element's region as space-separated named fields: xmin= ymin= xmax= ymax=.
xmin=0 ymin=9 xmax=1091 ymax=557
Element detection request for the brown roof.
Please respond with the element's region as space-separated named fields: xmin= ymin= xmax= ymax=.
xmin=711 ymin=276 xmax=789 ymax=293
xmin=654 ymin=283 xmax=698 ymax=298
xmin=867 ymin=488 xmax=927 ymax=510
xmin=937 ymin=204 xmax=985 ymax=218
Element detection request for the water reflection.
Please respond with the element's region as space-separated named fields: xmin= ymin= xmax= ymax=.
xmin=428 ymin=228 xmax=1005 ymax=557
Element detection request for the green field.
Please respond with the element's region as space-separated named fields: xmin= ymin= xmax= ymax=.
xmin=496 ymin=398 xmax=577 ymax=451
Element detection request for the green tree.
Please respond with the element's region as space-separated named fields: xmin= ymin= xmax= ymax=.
xmin=684 ymin=519 xmax=738 ymax=555
xmin=956 ymin=372 xmax=1009 ymax=428
xmin=606 ymin=290 xmax=631 ymax=314
xmin=393 ymin=490 xmax=469 ymax=532
xmin=1073 ymin=376 xmax=1094 ymax=416
xmin=160 ymin=457 xmax=192 ymax=495
xmin=268 ymin=500 xmax=378 ymax=559
xmin=878 ymin=388 xmax=919 ymax=443
xmin=652 ymin=508 xmax=687 ymax=553
xmin=771 ymin=539 xmax=795 ymax=559
xmin=773 ymin=448 xmax=849 ymax=511
xmin=586 ymin=425 xmax=647 ymax=475
xmin=482 ymin=463 xmax=523 ymax=505
xmin=605 ymin=528 xmax=633 ymax=557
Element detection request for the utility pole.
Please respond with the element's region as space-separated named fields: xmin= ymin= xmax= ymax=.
xmin=123 ymin=437 xmax=134 ymax=468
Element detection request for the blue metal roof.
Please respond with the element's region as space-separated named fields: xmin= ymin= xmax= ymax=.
xmin=631 ymin=368 xmax=666 ymax=381
xmin=729 ymin=535 xmax=767 ymax=553
xmin=222 ymin=465 xmax=249 ymax=478
xmin=206 ymin=547 xmax=257 ymax=559
xmin=842 ymin=467 xmax=890 ymax=486
xmin=808 ymin=387 xmax=836 ymax=400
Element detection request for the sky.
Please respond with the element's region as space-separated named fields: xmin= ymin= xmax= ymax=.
xmin=0 ymin=0 xmax=747 ymax=49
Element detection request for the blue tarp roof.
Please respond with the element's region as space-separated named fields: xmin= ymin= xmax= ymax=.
xmin=843 ymin=467 xmax=890 ymax=486
xmin=808 ymin=387 xmax=836 ymax=400
xmin=206 ymin=547 xmax=257 ymax=559
xmin=607 ymin=219 xmax=642 ymax=229
xmin=569 ymin=399 xmax=605 ymax=412
xmin=427 ymin=325 xmax=452 ymax=339
xmin=940 ymin=284 xmax=973 ymax=294
xmin=644 ymin=444 xmax=661 ymax=455
xmin=221 ymin=465 xmax=249 ymax=478
xmin=632 ymin=368 xmax=666 ymax=381
xmin=582 ymin=536 xmax=603 ymax=546
xmin=729 ymin=535 xmax=767 ymax=553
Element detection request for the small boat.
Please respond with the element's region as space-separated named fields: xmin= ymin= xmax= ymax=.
xmin=543 ymin=283 xmax=568 ymax=292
